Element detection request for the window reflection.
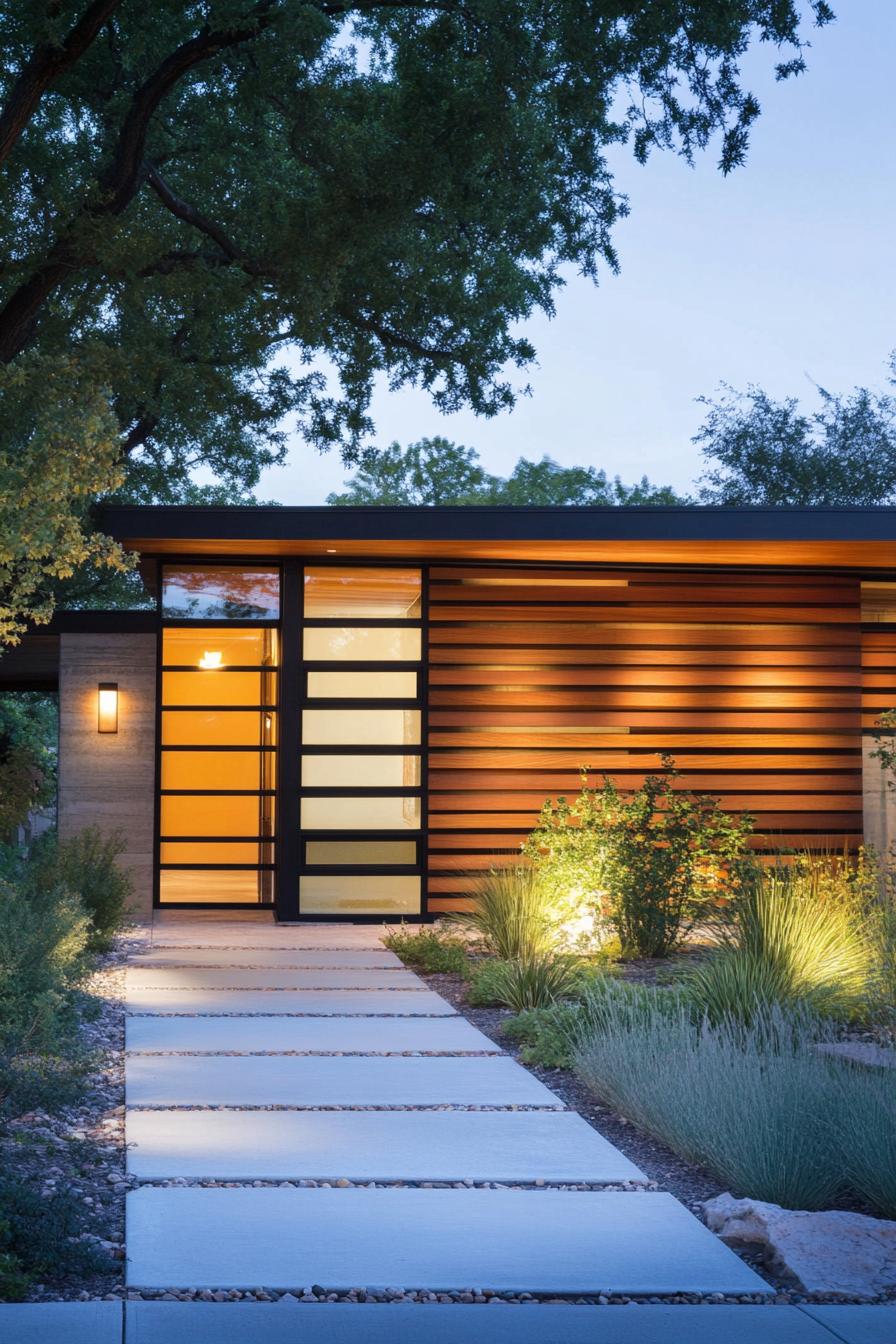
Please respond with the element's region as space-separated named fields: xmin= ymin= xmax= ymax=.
xmin=162 ymin=566 xmax=279 ymax=620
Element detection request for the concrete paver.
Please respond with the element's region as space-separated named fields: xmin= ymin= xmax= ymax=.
xmin=126 ymin=1013 xmax=499 ymax=1054
xmin=125 ymin=1053 xmax=563 ymax=1107
xmin=129 ymin=948 xmax=403 ymax=969
xmin=126 ymin=1107 xmax=644 ymax=1182
xmin=0 ymin=1302 xmax=121 ymax=1344
xmin=126 ymin=988 xmax=456 ymax=1015
xmin=125 ymin=966 xmax=421 ymax=990
xmin=126 ymin=1187 xmax=772 ymax=1294
xmin=124 ymin=1302 xmax=837 ymax=1344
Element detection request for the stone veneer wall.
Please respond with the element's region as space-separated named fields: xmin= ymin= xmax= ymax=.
xmin=58 ymin=632 xmax=157 ymax=919
xmin=863 ymin=738 xmax=896 ymax=861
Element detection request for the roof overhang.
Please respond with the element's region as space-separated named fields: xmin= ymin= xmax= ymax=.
xmin=98 ymin=504 xmax=896 ymax=569
xmin=0 ymin=612 xmax=156 ymax=690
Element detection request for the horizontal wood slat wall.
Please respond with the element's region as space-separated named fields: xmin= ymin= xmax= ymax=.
xmin=426 ymin=564 xmax=864 ymax=914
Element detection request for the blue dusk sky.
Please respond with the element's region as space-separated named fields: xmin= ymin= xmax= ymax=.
xmin=259 ymin=1 xmax=896 ymax=504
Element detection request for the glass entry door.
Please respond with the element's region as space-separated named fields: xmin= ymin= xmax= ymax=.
xmin=297 ymin=566 xmax=424 ymax=916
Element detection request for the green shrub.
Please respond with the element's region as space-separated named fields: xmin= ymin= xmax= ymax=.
xmin=0 ymin=879 xmax=90 ymax=1058
xmin=28 ymin=828 xmax=132 ymax=950
xmin=573 ymin=997 xmax=843 ymax=1209
xmin=525 ymin=757 xmax=754 ymax=959
xmin=578 ymin=974 xmax=685 ymax=1035
xmin=503 ymin=1002 xmax=584 ymax=1068
xmin=383 ymin=923 xmax=469 ymax=974
xmin=0 ymin=1177 xmax=107 ymax=1300
xmin=479 ymin=955 xmax=582 ymax=1011
xmin=466 ymin=958 xmax=513 ymax=1006
xmin=451 ymin=867 xmax=567 ymax=961
xmin=683 ymin=862 xmax=877 ymax=1024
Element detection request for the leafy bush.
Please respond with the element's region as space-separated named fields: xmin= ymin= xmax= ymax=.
xmin=683 ymin=860 xmax=877 ymax=1024
xmin=0 ymin=1177 xmax=107 ymax=1300
xmin=383 ymin=923 xmax=469 ymax=974
xmin=467 ymin=957 xmax=513 ymax=1006
xmin=503 ymin=1002 xmax=584 ymax=1068
xmin=0 ymin=693 xmax=56 ymax=835
xmin=451 ymin=867 xmax=565 ymax=961
xmin=0 ymin=879 xmax=89 ymax=1060
xmin=573 ymin=997 xmax=842 ymax=1209
xmin=28 ymin=828 xmax=132 ymax=950
xmin=525 ymin=757 xmax=754 ymax=959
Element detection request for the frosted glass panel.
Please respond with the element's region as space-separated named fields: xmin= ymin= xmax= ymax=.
xmin=163 ymin=628 xmax=278 ymax=667
xmin=159 ymin=870 xmax=267 ymax=904
xmin=306 ymin=671 xmax=417 ymax=699
xmin=160 ymin=794 xmax=274 ymax=837
xmin=304 ymin=567 xmax=421 ymax=619
xmin=301 ymin=754 xmax=420 ymax=788
xmin=305 ymin=840 xmax=417 ymax=865
xmin=302 ymin=709 xmax=420 ymax=746
xmin=162 ymin=711 xmax=276 ymax=746
xmin=161 ymin=751 xmax=271 ymax=791
xmin=303 ymin=627 xmax=421 ymax=662
xmin=162 ymin=670 xmax=276 ymax=707
xmin=301 ymin=795 xmax=421 ymax=830
xmin=300 ymin=875 xmax=421 ymax=915
xmin=160 ymin=840 xmax=266 ymax=864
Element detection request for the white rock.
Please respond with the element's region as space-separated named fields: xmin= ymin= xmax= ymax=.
xmin=702 ymin=1193 xmax=896 ymax=1296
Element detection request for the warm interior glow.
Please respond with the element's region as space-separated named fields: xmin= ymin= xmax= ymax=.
xmin=299 ymin=874 xmax=421 ymax=915
xmin=97 ymin=683 xmax=118 ymax=733
xmin=198 ymin=650 xmax=223 ymax=669
xmin=303 ymin=566 xmax=421 ymax=618
xmin=303 ymin=626 xmax=422 ymax=661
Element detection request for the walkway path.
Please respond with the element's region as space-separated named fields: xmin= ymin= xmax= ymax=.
xmin=117 ymin=912 xmax=876 ymax=1341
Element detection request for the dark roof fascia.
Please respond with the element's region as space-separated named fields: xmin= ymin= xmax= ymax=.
xmin=47 ymin=610 xmax=156 ymax=634
xmin=98 ymin=504 xmax=896 ymax=545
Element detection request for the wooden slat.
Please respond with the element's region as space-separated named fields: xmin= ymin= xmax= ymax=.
xmin=430 ymin=583 xmax=860 ymax=606
xmin=430 ymin=646 xmax=861 ymax=666
xmin=424 ymin=561 xmax=864 ymax=914
xmin=430 ymin=667 xmax=863 ymax=687
xmin=427 ymin=774 xmax=859 ymax=790
xmin=431 ymin=604 xmax=859 ymax=624
xmin=429 ymin=624 xmax=859 ymax=647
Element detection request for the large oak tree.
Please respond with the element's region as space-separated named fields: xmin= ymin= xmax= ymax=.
xmin=0 ymin=0 xmax=832 ymax=640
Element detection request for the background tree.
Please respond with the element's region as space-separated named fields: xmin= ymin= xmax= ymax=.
xmin=0 ymin=694 xmax=56 ymax=839
xmin=328 ymin=437 xmax=684 ymax=505
xmin=0 ymin=0 xmax=831 ymax=639
xmin=696 ymin=355 xmax=896 ymax=505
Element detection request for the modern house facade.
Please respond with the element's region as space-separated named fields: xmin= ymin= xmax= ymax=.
xmin=4 ymin=504 xmax=896 ymax=922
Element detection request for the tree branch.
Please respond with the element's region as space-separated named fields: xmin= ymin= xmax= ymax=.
xmin=345 ymin=309 xmax=461 ymax=363
xmin=0 ymin=0 xmax=124 ymax=169
xmin=0 ymin=3 xmax=279 ymax=362
xmin=143 ymin=162 xmax=256 ymax=268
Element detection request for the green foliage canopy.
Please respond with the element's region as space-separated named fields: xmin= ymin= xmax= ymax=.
xmin=327 ymin=436 xmax=685 ymax=505
xmin=0 ymin=1 xmax=830 ymax=637
xmin=696 ymin=356 xmax=896 ymax=505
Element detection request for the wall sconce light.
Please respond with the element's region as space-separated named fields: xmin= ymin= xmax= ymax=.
xmin=97 ymin=683 xmax=118 ymax=734
xmin=198 ymin=650 xmax=223 ymax=669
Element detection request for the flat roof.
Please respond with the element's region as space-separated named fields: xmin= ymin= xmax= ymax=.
xmin=99 ymin=504 xmax=896 ymax=568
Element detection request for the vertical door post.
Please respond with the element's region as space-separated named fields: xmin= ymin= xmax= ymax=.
xmin=276 ymin=559 xmax=302 ymax=920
